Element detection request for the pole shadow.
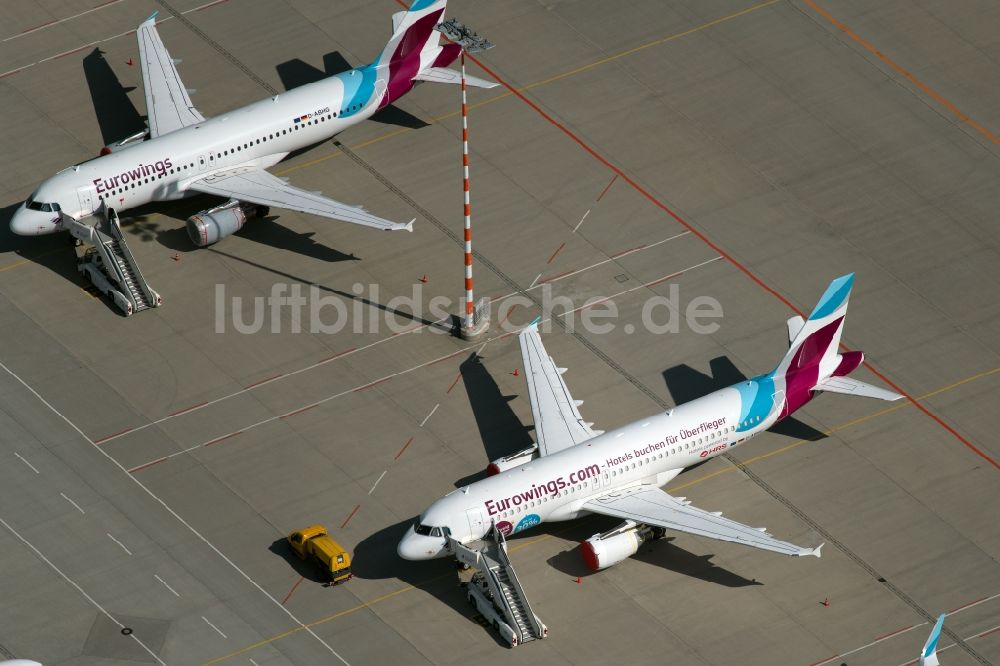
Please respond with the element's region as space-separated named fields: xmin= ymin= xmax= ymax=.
xmin=663 ymin=357 xmax=826 ymax=442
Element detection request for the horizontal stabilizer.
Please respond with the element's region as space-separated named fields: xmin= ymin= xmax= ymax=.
xmin=814 ymin=376 xmax=902 ymax=401
xmin=413 ymin=67 xmax=498 ymax=88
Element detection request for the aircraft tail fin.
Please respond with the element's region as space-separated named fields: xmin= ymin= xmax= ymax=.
xmin=376 ymin=0 xmax=453 ymax=71
xmin=773 ymin=273 xmax=854 ymax=383
xmin=919 ymin=613 xmax=945 ymax=666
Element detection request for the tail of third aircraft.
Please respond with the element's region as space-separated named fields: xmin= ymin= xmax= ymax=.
xmin=773 ymin=273 xmax=902 ymax=414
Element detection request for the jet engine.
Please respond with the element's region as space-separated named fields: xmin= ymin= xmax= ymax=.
xmin=100 ymin=130 xmax=148 ymax=156
xmin=186 ymin=201 xmax=267 ymax=247
xmin=580 ymin=520 xmax=667 ymax=571
xmin=486 ymin=444 xmax=538 ymax=476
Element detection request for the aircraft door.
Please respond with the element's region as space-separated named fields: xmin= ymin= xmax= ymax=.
xmin=465 ymin=507 xmax=485 ymax=536
xmin=77 ymin=186 xmax=94 ymax=216
xmin=199 ymin=153 xmax=214 ymax=171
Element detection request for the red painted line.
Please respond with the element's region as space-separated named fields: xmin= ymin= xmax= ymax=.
xmin=22 ymin=19 xmax=58 ymax=33
xmin=246 ymin=374 xmax=282 ymax=389
xmin=281 ymin=404 xmax=318 ymax=419
xmin=539 ymin=269 xmax=572 ymax=284
xmin=611 ymin=244 xmax=646 ymax=258
xmin=94 ymin=426 xmax=135 ymax=444
xmin=340 ymin=504 xmax=360 ymax=529
xmin=806 ymin=655 xmax=838 ymax=666
xmin=446 ymin=373 xmax=462 ymax=394
xmin=475 ymin=49 xmax=999 ymax=469
xmin=128 ymin=457 xmax=168 ymax=474
xmin=168 ymin=401 xmax=207 ymax=417
xmin=428 ymin=350 xmax=465 ymax=367
xmin=873 ymin=625 xmax=913 ymax=642
xmin=352 ymin=377 xmax=392 ymax=393
xmin=203 ymin=431 xmax=243 ymax=447
xmin=596 ymin=174 xmax=618 ymax=202
xmin=976 ymin=626 xmax=1000 ymax=639
xmin=54 ymin=45 xmax=90 ymax=60
xmin=394 ymin=436 xmax=414 ymax=460
xmin=948 ymin=596 xmax=986 ymax=613
xmin=318 ymin=347 xmax=357 ymax=363
xmin=194 ymin=0 xmax=229 ymax=11
xmin=546 ymin=241 xmax=566 ymax=265
xmin=281 ymin=575 xmax=305 ymax=606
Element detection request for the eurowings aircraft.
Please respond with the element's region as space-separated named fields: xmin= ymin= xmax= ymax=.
xmin=399 ymin=274 xmax=902 ymax=570
xmin=10 ymin=0 xmax=494 ymax=247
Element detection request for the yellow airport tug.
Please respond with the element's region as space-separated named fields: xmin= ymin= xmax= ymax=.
xmin=288 ymin=525 xmax=352 ymax=585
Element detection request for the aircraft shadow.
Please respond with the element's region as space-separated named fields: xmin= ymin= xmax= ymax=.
xmin=82 ymin=47 xmax=146 ymax=148
xmin=276 ymin=51 xmax=428 ymax=130
xmin=546 ymin=534 xmax=762 ymax=588
xmin=352 ymin=517 xmax=481 ymax=613
xmin=0 ymin=202 xmax=91 ymax=286
xmin=268 ymin=538 xmax=331 ymax=585
xmin=452 ymin=352 xmax=534 ymax=487
xmin=663 ymin=357 xmax=826 ymax=442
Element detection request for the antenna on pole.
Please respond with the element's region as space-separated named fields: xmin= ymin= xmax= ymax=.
xmin=437 ymin=19 xmax=494 ymax=340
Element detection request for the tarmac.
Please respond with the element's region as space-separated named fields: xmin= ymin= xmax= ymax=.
xmin=0 ymin=0 xmax=998 ymax=664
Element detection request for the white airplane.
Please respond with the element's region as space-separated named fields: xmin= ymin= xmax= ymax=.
xmin=399 ymin=274 xmax=903 ymax=570
xmin=10 ymin=0 xmax=494 ymax=246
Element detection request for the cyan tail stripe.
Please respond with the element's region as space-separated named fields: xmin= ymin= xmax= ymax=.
xmin=923 ymin=614 xmax=945 ymax=657
xmin=408 ymin=0 xmax=438 ymax=11
xmin=734 ymin=374 xmax=776 ymax=432
xmin=335 ymin=65 xmax=377 ymax=118
xmin=809 ymin=273 xmax=854 ymax=320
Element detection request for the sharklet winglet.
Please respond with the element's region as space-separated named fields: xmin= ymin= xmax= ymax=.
xmin=144 ymin=10 xmax=158 ymax=24
xmin=529 ymin=315 xmax=542 ymax=328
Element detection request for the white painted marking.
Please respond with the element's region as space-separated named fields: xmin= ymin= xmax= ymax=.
xmin=0 ymin=515 xmax=165 ymax=665
xmin=0 ymin=359 xmax=350 ymax=665
xmin=249 ymin=659 xmax=260 ymax=666
xmin=0 ymin=0 xmax=232 ymax=79
xmin=122 ymin=256 xmax=723 ymax=473
xmin=154 ymin=574 xmax=180 ymax=598
xmin=96 ymin=232 xmax=689 ymax=448
xmin=528 ymin=273 xmax=541 ymax=289
xmin=2 ymin=0 xmax=128 ymax=43
xmin=14 ymin=452 xmax=39 ymax=474
xmin=202 ymin=615 xmax=228 ymax=639
xmin=107 ymin=533 xmax=132 ymax=555
xmin=419 ymin=403 xmax=439 ymax=428
xmin=572 ymin=208 xmax=590 ymax=232
xmin=368 ymin=470 xmax=388 ymax=496
xmin=61 ymin=492 xmax=85 ymax=514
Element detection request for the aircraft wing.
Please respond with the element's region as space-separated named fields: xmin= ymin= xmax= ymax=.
xmin=187 ymin=167 xmax=414 ymax=231
xmin=518 ymin=322 xmax=601 ymax=458
xmin=583 ymin=485 xmax=822 ymax=557
xmin=137 ymin=12 xmax=205 ymax=137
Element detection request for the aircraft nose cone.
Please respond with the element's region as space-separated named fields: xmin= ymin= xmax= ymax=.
xmin=9 ymin=205 xmax=52 ymax=236
xmin=9 ymin=205 xmax=33 ymax=236
xmin=397 ymin=526 xmax=421 ymax=560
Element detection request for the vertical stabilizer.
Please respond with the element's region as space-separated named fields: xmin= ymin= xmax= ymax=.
xmin=774 ymin=273 xmax=853 ymax=383
xmin=919 ymin=613 xmax=945 ymax=666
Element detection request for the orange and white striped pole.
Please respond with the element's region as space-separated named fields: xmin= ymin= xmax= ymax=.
xmin=461 ymin=50 xmax=475 ymax=330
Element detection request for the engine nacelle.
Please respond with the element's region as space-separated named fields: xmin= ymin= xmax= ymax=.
xmin=100 ymin=130 xmax=148 ymax=156
xmin=186 ymin=202 xmax=249 ymax=247
xmin=580 ymin=521 xmax=666 ymax=571
xmin=486 ymin=444 xmax=538 ymax=476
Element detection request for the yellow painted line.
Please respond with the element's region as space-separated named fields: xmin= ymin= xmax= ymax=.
xmin=275 ymin=0 xmax=782 ymax=177
xmin=0 ymin=247 xmax=65 ymax=273
xmin=204 ymin=363 xmax=1000 ymax=664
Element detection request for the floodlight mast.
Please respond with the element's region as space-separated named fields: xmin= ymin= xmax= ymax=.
xmin=435 ymin=19 xmax=494 ymax=340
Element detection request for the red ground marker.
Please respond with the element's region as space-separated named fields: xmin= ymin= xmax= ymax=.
xmin=340 ymin=504 xmax=360 ymax=529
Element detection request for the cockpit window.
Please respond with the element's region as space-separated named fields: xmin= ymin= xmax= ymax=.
xmin=414 ymin=523 xmax=432 ymax=536
xmin=430 ymin=527 xmax=442 ymax=538
xmin=25 ymin=199 xmax=59 ymax=213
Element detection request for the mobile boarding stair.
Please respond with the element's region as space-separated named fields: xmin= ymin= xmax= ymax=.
xmin=449 ymin=525 xmax=547 ymax=647
xmin=68 ymin=207 xmax=161 ymax=316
